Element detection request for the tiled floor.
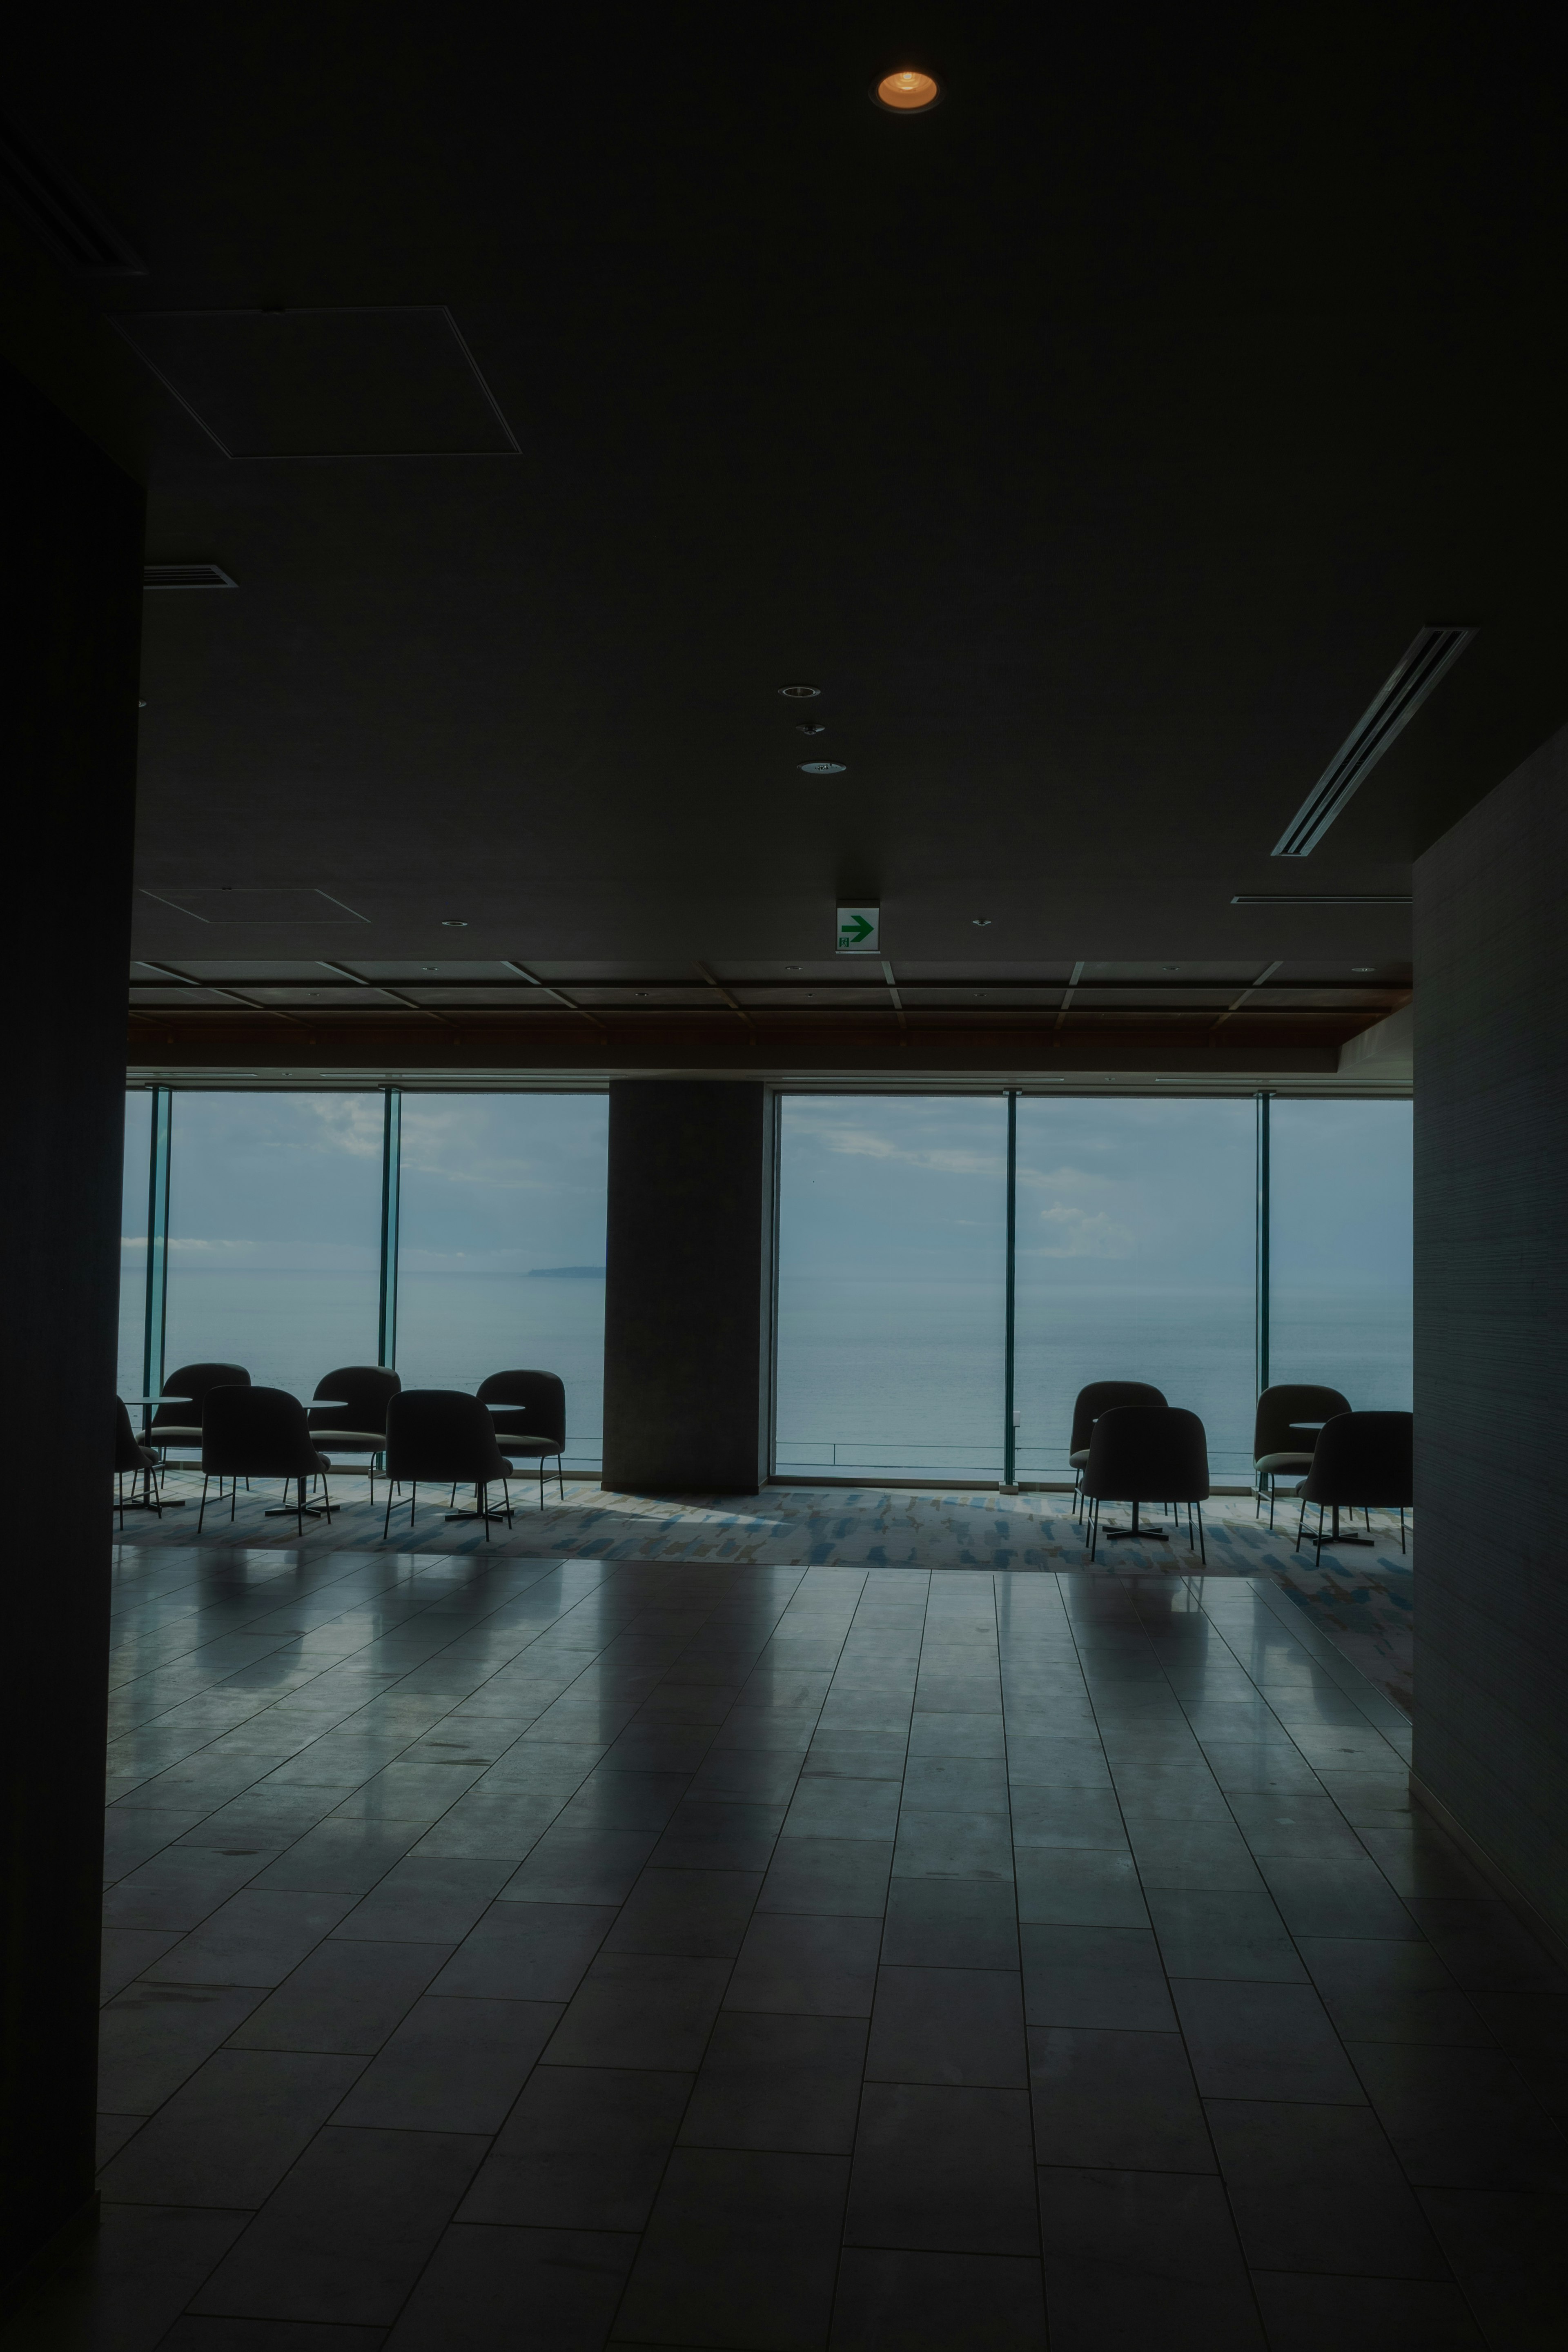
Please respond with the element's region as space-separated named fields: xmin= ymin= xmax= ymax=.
xmin=8 ymin=1543 xmax=1567 ymax=2349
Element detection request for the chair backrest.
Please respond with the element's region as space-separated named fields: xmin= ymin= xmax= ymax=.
xmin=1302 ymin=1411 xmax=1413 ymax=1509
xmin=115 ymin=1397 xmax=153 ymax=1472
xmin=385 ymin=1390 xmax=512 ymax=1484
xmin=310 ymin=1365 xmax=401 ymax=1434
xmin=1083 ymin=1405 xmax=1210 ymax=1504
xmin=1254 ymin=1383 xmax=1352 ymax=1459
xmin=151 ymin=1363 xmax=251 ymax=1431
xmin=1068 ymin=1381 xmax=1167 ymax=1458
xmin=476 ymin=1369 xmax=566 ymax=1446
xmin=201 ymin=1385 xmax=322 ymax=1479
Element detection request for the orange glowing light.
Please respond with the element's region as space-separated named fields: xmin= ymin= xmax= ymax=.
xmin=875 ymin=69 xmax=940 ymax=111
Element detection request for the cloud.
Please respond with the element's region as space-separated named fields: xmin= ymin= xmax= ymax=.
xmin=1023 ymin=1201 xmax=1135 ymax=1259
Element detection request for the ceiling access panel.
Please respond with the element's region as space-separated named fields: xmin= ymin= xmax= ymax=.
xmin=890 ymin=963 xmax=1082 ymax=982
xmin=1071 ymin=988 xmax=1241 ymax=1009
xmin=392 ymin=987 xmax=550 ymax=1007
xmin=151 ymin=961 xmax=352 ymax=982
xmin=712 ymin=962 xmax=870 ymax=983
xmin=227 ymin=987 xmax=415 ymax=1009
xmin=733 ymin=987 xmax=893 ymax=1009
xmin=128 ymin=987 xmax=258 ymax=1008
xmin=137 ymin=889 xmax=370 ymax=925
xmin=564 ymin=986 xmax=727 ymax=1008
xmin=1080 ymin=962 xmax=1267 ymax=984
xmin=895 ymin=987 xmax=1066 ymax=1009
xmin=113 ymin=307 xmax=519 ymax=459
xmin=520 ymin=964 xmax=707 ymax=984
xmin=343 ymin=962 xmax=529 ymax=982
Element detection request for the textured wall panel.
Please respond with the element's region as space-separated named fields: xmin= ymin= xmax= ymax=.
xmin=1413 ymin=721 xmax=1568 ymax=1939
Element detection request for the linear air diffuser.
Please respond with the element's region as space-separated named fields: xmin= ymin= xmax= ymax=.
xmin=0 ymin=117 xmax=143 ymax=274
xmin=143 ymin=564 xmax=238 ymax=590
xmin=1272 ymin=626 xmax=1476 ymax=857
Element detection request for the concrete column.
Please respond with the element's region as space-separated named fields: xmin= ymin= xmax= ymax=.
xmin=1412 ymin=719 xmax=1568 ymax=1954
xmin=602 ymin=1081 xmax=775 ymax=1492
xmin=0 ymin=361 xmax=143 ymax=2287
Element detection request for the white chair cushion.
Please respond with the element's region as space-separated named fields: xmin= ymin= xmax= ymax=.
xmin=1256 ymin=1450 xmax=1315 ymax=1474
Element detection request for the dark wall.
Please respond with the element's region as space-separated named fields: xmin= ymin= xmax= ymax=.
xmin=1412 ymin=720 xmax=1568 ymax=1944
xmin=602 ymin=1082 xmax=774 ymax=1492
xmin=0 ymin=362 xmax=143 ymax=2283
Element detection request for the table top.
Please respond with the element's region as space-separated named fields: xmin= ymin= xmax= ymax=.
xmin=123 ymin=1396 xmax=191 ymax=1407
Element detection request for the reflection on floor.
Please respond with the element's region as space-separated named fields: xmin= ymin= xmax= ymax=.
xmin=114 ymin=1481 xmax=1417 ymax=1711
xmin=9 ymin=1544 xmax=1564 ymax=2349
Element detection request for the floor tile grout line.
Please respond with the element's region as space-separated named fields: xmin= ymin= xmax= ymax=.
xmin=140 ymin=1563 xmax=817 ymax=2345
xmin=599 ymin=1564 xmax=868 ymax=2350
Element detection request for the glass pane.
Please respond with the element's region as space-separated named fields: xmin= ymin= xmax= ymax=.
xmin=1013 ymin=1097 xmax=1256 ymax=1481
xmin=1269 ymin=1098 xmax=1412 ymax=1409
xmin=775 ymin=1095 xmax=1008 ymax=1479
xmin=163 ymin=1092 xmax=384 ymax=1395
xmin=118 ymin=1091 xmax=153 ymax=1399
xmin=394 ymin=1094 xmax=608 ymax=1469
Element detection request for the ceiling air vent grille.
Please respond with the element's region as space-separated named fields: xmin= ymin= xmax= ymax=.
xmin=1273 ymin=626 xmax=1477 ymax=858
xmin=0 ymin=117 xmax=143 ymax=274
xmin=144 ymin=564 xmax=238 ymax=591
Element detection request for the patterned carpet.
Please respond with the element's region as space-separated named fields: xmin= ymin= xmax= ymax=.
xmin=114 ymin=1475 xmax=1414 ymax=1711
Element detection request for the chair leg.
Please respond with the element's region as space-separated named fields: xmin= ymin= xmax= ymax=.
xmin=479 ymin=1483 xmax=491 ymax=1542
xmin=1294 ymin=1498 xmax=1305 ymax=1552
xmin=1314 ymin=1504 xmax=1325 ymax=1566
xmin=1399 ymin=1506 xmax=1406 ymax=1555
xmin=1268 ymin=1477 xmax=1277 ymax=1534
xmin=1196 ymin=1503 xmax=1206 ymax=1565
xmin=383 ymin=1481 xmax=394 ymax=1542
xmin=230 ymin=1478 xmax=237 ymax=1523
xmin=1088 ymin=1499 xmax=1098 ymax=1564
xmin=539 ymin=1460 xmax=545 ymax=1511
xmin=198 ymin=1474 xmax=209 ymax=1534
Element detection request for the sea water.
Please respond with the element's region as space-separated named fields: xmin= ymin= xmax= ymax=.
xmin=122 ymin=1264 xmax=1411 ymax=1485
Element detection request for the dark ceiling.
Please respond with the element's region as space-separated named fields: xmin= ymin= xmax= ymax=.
xmin=5 ymin=4 xmax=1562 ymax=1067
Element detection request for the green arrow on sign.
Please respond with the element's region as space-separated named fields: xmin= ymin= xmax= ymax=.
xmin=841 ymin=914 xmax=873 ymax=943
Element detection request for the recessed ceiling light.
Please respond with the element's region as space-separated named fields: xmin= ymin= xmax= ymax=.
xmin=872 ymin=68 xmax=942 ymax=112
xmin=800 ymin=760 xmax=845 ymax=774
xmin=780 ymin=683 xmax=820 ymax=699
xmin=785 ymin=965 xmax=801 ymax=973
xmin=441 ymin=919 xmax=468 ymax=928
xmin=421 ymin=964 xmax=437 ymax=972
xmin=797 ymin=723 xmax=826 ymax=735
xmin=636 ymin=991 xmax=648 ymax=998
xmin=1352 ymin=965 xmax=1374 ymax=972
xmin=1161 ymin=964 xmax=1178 ymax=973
xmin=972 ymin=917 xmax=991 ymax=927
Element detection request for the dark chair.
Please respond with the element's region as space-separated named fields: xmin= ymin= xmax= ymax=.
xmin=305 ymin=1365 xmax=401 ymax=1502
xmin=1081 ymin=1405 xmax=1210 ymax=1564
xmin=383 ymin=1391 xmax=515 ymax=1543
xmin=1253 ymin=1383 xmax=1352 ymax=1530
xmin=114 ymin=1398 xmax=161 ymax=1526
xmin=477 ymin=1370 xmax=567 ymax=1507
xmin=1295 ymin=1411 xmax=1413 ymax=1562
xmin=148 ymin=1363 xmax=251 ymax=1479
xmin=1067 ymin=1381 xmax=1167 ymax=1517
xmin=198 ymin=1385 xmax=333 ymax=1538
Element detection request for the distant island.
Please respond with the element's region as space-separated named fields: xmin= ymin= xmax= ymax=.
xmin=526 ymin=1265 xmax=606 ymax=1278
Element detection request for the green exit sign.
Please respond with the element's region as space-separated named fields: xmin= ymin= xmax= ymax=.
xmin=837 ymin=905 xmax=879 ymax=955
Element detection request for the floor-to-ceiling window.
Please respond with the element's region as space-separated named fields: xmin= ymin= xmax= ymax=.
xmin=118 ymin=1090 xmax=153 ymax=1398
xmin=1012 ymin=1096 xmax=1256 ymax=1480
xmin=394 ymin=1093 xmax=608 ymax=1469
xmin=771 ymin=1089 xmax=1407 ymax=1487
xmin=775 ymin=1095 xmax=1008 ymax=1478
xmin=1267 ymin=1097 xmax=1412 ymax=1409
xmin=162 ymin=1092 xmax=384 ymax=1393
